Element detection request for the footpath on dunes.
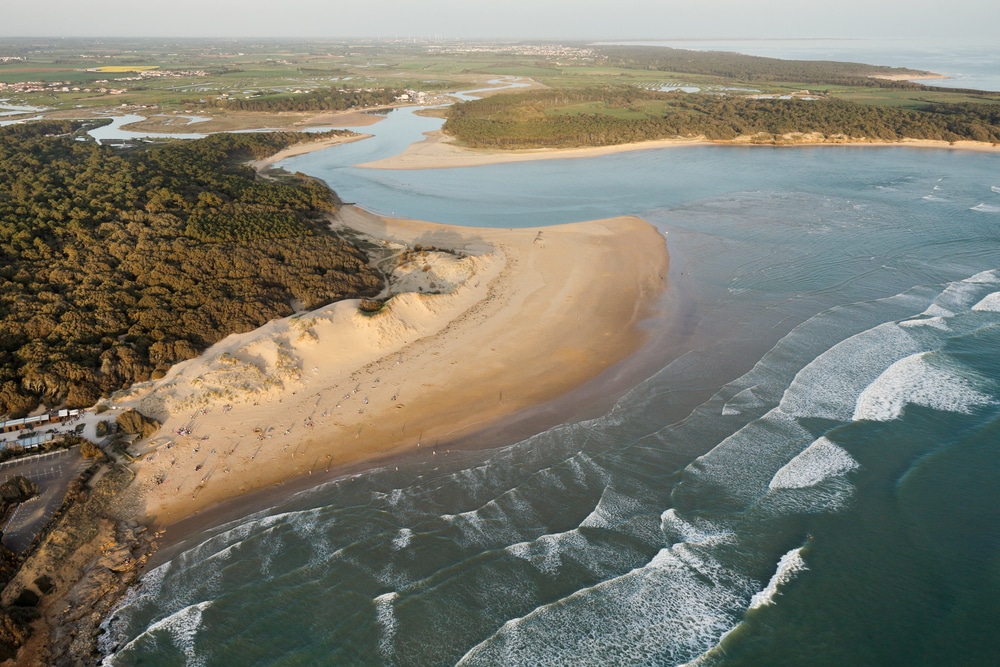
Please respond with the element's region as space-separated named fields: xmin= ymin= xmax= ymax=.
xmin=120 ymin=205 xmax=669 ymax=533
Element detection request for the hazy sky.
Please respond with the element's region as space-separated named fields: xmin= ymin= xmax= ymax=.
xmin=2 ymin=0 xmax=998 ymax=44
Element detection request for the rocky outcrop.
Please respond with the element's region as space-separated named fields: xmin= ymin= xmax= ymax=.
xmin=0 ymin=610 xmax=29 ymax=662
xmin=0 ymin=465 xmax=157 ymax=666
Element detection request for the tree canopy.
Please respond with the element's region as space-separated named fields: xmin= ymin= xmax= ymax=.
xmin=0 ymin=122 xmax=383 ymax=416
xmin=215 ymin=87 xmax=401 ymax=112
xmin=443 ymin=87 xmax=1000 ymax=148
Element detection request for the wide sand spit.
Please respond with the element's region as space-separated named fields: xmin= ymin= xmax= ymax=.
xmin=118 ymin=205 xmax=669 ymax=529
xmin=359 ymin=129 xmax=1000 ymax=170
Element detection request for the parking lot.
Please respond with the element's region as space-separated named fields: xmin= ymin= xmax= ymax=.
xmin=1 ymin=447 xmax=90 ymax=552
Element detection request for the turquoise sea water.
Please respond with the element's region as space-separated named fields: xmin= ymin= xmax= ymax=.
xmin=101 ymin=69 xmax=1000 ymax=665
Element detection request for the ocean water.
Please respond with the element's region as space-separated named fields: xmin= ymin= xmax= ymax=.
xmin=100 ymin=62 xmax=1000 ymax=665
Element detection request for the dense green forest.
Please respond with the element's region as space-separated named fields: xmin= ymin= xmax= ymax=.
xmin=596 ymin=46 xmax=939 ymax=89
xmin=443 ymin=87 xmax=1000 ymax=148
xmin=0 ymin=122 xmax=383 ymax=417
xmin=215 ymin=87 xmax=402 ymax=112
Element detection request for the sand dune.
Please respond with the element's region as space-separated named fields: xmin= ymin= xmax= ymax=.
xmin=121 ymin=206 xmax=669 ymax=528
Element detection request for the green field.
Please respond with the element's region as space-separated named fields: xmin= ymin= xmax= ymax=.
xmin=0 ymin=38 xmax=997 ymax=137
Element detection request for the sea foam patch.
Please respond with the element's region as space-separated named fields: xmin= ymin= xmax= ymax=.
xmin=972 ymin=292 xmax=1000 ymax=312
xmin=392 ymin=528 xmax=414 ymax=551
xmin=660 ymin=509 xmax=733 ymax=546
xmin=458 ymin=541 xmax=756 ymax=667
xmin=768 ymin=438 xmax=859 ymax=490
xmin=579 ymin=486 xmax=645 ymax=529
xmin=853 ymin=352 xmax=996 ymax=421
xmin=777 ymin=323 xmax=920 ymax=421
xmin=104 ymin=600 xmax=212 ymax=666
xmin=748 ymin=548 xmax=808 ymax=610
xmin=375 ymin=592 xmax=399 ymax=661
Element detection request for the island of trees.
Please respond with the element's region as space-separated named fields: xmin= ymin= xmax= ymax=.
xmin=0 ymin=122 xmax=383 ymax=417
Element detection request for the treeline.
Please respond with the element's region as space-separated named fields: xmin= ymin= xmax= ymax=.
xmin=216 ymin=87 xmax=401 ymax=112
xmin=443 ymin=87 xmax=1000 ymax=148
xmin=0 ymin=122 xmax=383 ymax=416
xmin=596 ymin=46 xmax=940 ymax=89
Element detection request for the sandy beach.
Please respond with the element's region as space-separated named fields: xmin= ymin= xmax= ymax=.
xmin=120 ymin=206 xmax=668 ymax=532
xmin=359 ymin=129 xmax=1000 ymax=170
xmin=110 ymin=107 xmax=393 ymax=134
xmin=248 ymin=132 xmax=373 ymax=171
xmin=358 ymin=130 xmax=714 ymax=169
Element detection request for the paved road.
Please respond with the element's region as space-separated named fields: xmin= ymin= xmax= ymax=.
xmin=1 ymin=447 xmax=90 ymax=552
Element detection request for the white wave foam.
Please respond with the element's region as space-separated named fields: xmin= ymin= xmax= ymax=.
xmin=721 ymin=385 xmax=766 ymax=416
xmin=778 ymin=323 xmax=920 ymax=421
xmin=392 ymin=528 xmax=413 ymax=550
xmin=923 ymin=303 xmax=955 ymax=317
xmin=660 ymin=510 xmax=733 ymax=546
xmin=103 ymin=601 xmax=211 ymax=666
xmin=579 ymin=486 xmax=644 ymax=529
xmin=459 ymin=541 xmax=756 ymax=666
xmin=921 ymin=194 xmax=947 ymax=202
xmin=965 ymin=270 xmax=1000 ymax=285
xmin=768 ymin=438 xmax=859 ymax=490
xmin=374 ymin=592 xmax=398 ymax=661
xmin=507 ymin=531 xmax=578 ymax=575
xmin=507 ymin=526 xmax=642 ymax=578
xmin=441 ymin=498 xmax=524 ymax=548
xmin=900 ymin=303 xmax=955 ymax=329
xmin=972 ymin=291 xmax=1000 ymax=312
xmin=971 ymin=203 xmax=1000 ymax=213
xmin=899 ymin=315 xmax=949 ymax=330
xmin=748 ymin=548 xmax=808 ymax=609
xmin=854 ymin=352 xmax=995 ymax=421
xmin=98 ymin=564 xmax=172 ymax=658
xmin=992 ymin=185 xmax=1000 ymax=194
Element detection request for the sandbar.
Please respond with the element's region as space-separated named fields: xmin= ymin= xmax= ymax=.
xmin=120 ymin=206 xmax=668 ymax=534
xmin=359 ymin=128 xmax=1000 ymax=171
xmin=248 ymin=132 xmax=373 ymax=171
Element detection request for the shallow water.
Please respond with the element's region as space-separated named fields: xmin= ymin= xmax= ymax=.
xmin=101 ymin=67 xmax=1000 ymax=666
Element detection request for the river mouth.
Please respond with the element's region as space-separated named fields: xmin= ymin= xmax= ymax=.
xmin=100 ymin=80 xmax=1000 ymax=666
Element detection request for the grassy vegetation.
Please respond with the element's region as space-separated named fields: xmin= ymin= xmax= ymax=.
xmin=4 ymin=38 xmax=993 ymax=123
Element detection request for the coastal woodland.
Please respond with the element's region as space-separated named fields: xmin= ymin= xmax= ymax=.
xmin=596 ymin=45 xmax=942 ymax=88
xmin=214 ymin=86 xmax=402 ymax=112
xmin=0 ymin=122 xmax=383 ymax=417
xmin=443 ymin=87 xmax=1000 ymax=148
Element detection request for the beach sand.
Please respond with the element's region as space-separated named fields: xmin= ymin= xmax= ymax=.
xmin=121 ymin=206 xmax=669 ymax=535
xmin=248 ymin=132 xmax=373 ymax=171
xmin=113 ymin=108 xmax=392 ymax=134
xmin=358 ymin=130 xmax=713 ymax=170
xmin=359 ymin=129 xmax=1000 ymax=171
